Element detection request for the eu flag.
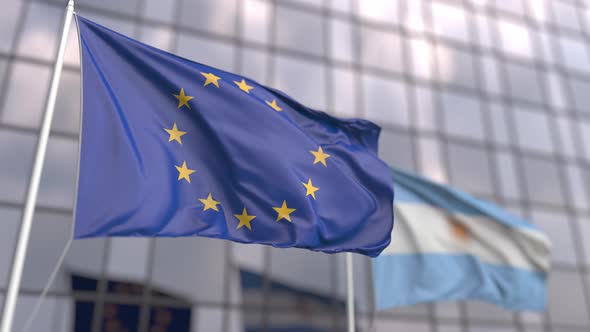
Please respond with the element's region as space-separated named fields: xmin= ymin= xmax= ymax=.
xmin=74 ymin=16 xmax=394 ymax=257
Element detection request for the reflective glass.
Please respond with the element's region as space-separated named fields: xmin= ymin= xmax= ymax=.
xmin=358 ymin=0 xmax=400 ymax=25
xmin=497 ymin=19 xmax=534 ymax=59
xmin=410 ymin=38 xmax=435 ymax=80
xmin=521 ymin=156 xmax=565 ymax=206
xmin=16 ymin=2 xmax=61 ymax=61
xmin=138 ymin=26 xmax=174 ymax=52
xmin=330 ymin=18 xmax=354 ymax=63
xmin=53 ymin=69 xmax=81 ymax=134
xmin=547 ymin=270 xmax=590 ymax=326
xmin=379 ymin=129 xmax=415 ymax=171
xmin=0 ymin=0 xmax=23 ymax=53
xmin=331 ymin=67 xmax=356 ymax=117
xmin=0 ymin=208 xmax=20 ymax=288
xmin=495 ymin=151 xmax=521 ymax=200
xmin=360 ymin=27 xmax=403 ymax=74
xmin=38 ymin=136 xmax=78 ymax=208
xmin=106 ymin=238 xmax=150 ymax=281
xmin=362 ymin=74 xmax=409 ymax=127
xmin=555 ymin=116 xmax=577 ymax=158
xmin=242 ymin=0 xmax=271 ymax=45
xmin=565 ymin=164 xmax=590 ymax=211
xmin=176 ymin=34 xmax=236 ymax=72
xmin=545 ymin=71 xmax=567 ymax=110
xmin=274 ymin=56 xmax=326 ymax=109
xmin=77 ymin=0 xmax=139 ymax=15
xmin=0 ymin=129 xmax=36 ymax=203
xmin=441 ymin=90 xmax=485 ymax=141
xmin=415 ymin=85 xmax=436 ymax=131
xmin=559 ymin=36 xmax=590 ymax=74
xmin=142 ymin=0 xmax=177 ymax=23
xmin=448 ymin=143 xmax=493 ymax=195
xmin=179 ymin=0 xmax=237 ymax=37
xmin=374 ymin=320 xmax=430 ymax=332
xmin=513 ymin=107 xmax=555 ymax=154
xmin=481 ymin=55 xmax=503 ymax=97
xmin=568 ymin=77 xmax=590 ymax=115
xmin=489 ymin=103 xmax=510 ymax=146
xmin=22 ymin=212 xmax=71 ymax=291
xmin=532 ymin=209 xmax=578 ymax=265
xmin=436 ymin=44 xmax=476 ymax=89
xmin=418 ymin=136 xmax=447 ymax=184
xmin=276 ymin=6 xmax=323 ymax=57
xmin=494 ymin=0 xmax=525 ymax=15
xmin=475 ymin=13 xmax=493 ymax=49
xmin=14 ymin=296 xmax=71 ymax=332
xmin=552 ymin=1 xmax=582 ymax=32
xmin=466 ymin=301 xmax=514 ymax=322
xmin=580 ymin=121 xmax=590 ymax=161
xmin=505 ymin=62 xmax=543 ymax=105
xmin=2 ymin=61 xmax=51 ymax=128
xmin=577 ymin=217 xmax=590 ymax=267
xmin=431 ymin=2 xmax=470 ymax=44
xmin=239 ymin=48 xmax=269 ymax=84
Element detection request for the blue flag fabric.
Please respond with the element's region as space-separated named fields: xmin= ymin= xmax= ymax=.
xmin=73 ymin=16 xmax=394 ymax=257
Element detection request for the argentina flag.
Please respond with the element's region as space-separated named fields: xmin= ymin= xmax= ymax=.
xmin=72 ymin=16 xmax=393 ymax=257
xmin=373 ymin=168 xmax=551 ymax=310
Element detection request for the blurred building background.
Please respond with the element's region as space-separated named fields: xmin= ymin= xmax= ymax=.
xmin=0 ymin=0 xmax=590 ymax=331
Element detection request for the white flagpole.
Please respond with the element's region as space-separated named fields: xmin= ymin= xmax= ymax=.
xmin=346 ymin=252 xmax=356 ymax=332
xmin=0 ymin=1 xmax=75 ymax=331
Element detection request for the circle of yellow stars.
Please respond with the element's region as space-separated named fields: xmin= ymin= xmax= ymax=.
xmin=166 ymin=74 xmax=332 ymax=232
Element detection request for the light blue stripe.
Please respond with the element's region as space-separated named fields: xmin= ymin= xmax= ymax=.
xmin=392 ymin=168 xmax=539 ymax=231
xmin=372 ymin=253 xmax=546 ymax=311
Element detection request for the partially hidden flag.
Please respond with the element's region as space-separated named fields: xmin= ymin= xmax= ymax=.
xmin=373 ymin=168 xmax=551 ymax=310
xmin=73 ymin=16 xmax=394 ymax=257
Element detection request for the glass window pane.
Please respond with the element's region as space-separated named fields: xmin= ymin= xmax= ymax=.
xmin=358 ymin=0 xmax=400 ymax=25
xmin=505 ymin=62 xmax=543 ymax=105
xmin=276 ymin=7 xmax=323 ymax=57
xmin=53 ymin=70 xmax=81 ymax=134
xmin=436 ymin=44 xmax=476 ymax=89
xmin=379 ymin=129 xmax=415 ymax=172
xmin=480 ymin=55 xmax=502 ymax=96
xmin=0 ymin=129 xmax=36 ymax=203
xmin=418 ymin=137 xmax=447 ymax=184
xmin=362 ymin=74 xmax=409 ymax=127
xmin=566 ymin=164 xmax=590 ymax=211
xmin=179 ymin=0 xmax=237 ymax=37
xmin=497 ymin=18 xmax=534 ymax=59
xmin=580 ymin=120 xmax=590 ymax=161
xmin=545 ymin=71 xmax=568 ymax=110
xmin=538 ymin=32 xmax=555 ymax=65
xmin=242 ymin=0 xmax=270 ymax=45
xmin=81 ymin=13 xmax=135 ymax=37
xmin=0 ymin=0 xmax=23 ymax=53
xmin=330 ymin=18 xmax=354 ymax=63
xmin=65 ymin=238 xmax=107 ymax=277
xmin=0 ymin=208 xmax=20 ymax=288
xmin=415 ymin=85 xmax=436 ymax=131
xmin=176 ymin=34 xmax=235 ymax=72
xmin=522 ymin=156 xmax=565 ymax=206
xmin=22 ymin=212 xmax=71 ymax=291
xmin=138 ymin=26 xmax=174 ymax=52
xmin=331 ymin=67 xmax=356 ymax=117
xmin=489 ymin=103 xmax=510 ymax=146
xmin=547 ymin=270 xmax=590 ymax=326
xmin=77 ymin=0 xmax=139 ymax=15
xmin=410 ymin=38 xmax=435 ymax=80
xmin=578 ymin=217 xmax=590 ymax=267
xmin=448 ymin=143 xmax=493 ymax=196
xmin=560 ymin=36 xmax=590 ymax=74
xmin=556 ymin=116 xmax=577 ymax=158
xmin=374 ymin=320 xmax=430 ymax=332
xmin=475 ymin=13 xmax=493 ymax=49
xmin=513 ymin=107 xmax=555 ymax=154
xmin=106 ymin=238 xmax=150 ymax=281
xmin=431 ymin=2 xmax=470 ymax=43
xmin=441 ymin=91 xmax=485 ymax=141
xmin=14 ymin=296 xmax=71 ymax=332
xmin=360 ymin=27 xmax=403 ymax=74
xmin=567 ymin=77 xmax=590 ymax=115
xmin=194 ymin=307 xmax=223 ymax=332
xmin=16 ymin=2 xmax=61 ymax=61
xmin=552 ymin=1 xmax=581 ymax=32
xmin=532 ymin=209 xmax=578 ymax=265
xmin=2 ymin=61 xmax=51 ymax=128
xmin=494 ymin=0 xmax=525 ymax=15
xmin=152 ymin=237 xmax=227 ymax=303
xmin=142 ymin=0 xmax=177 ymax=23
xmin=495 ymin=151 xmax=521 ymax=200
xmin=239 ymin=48 xmax=269 ymax=84
xmin=38 ymin=136 xmax=78 ymax=208
xmin=274 ymin=56 xmax=326 ymax=110
xmin=329 ymin=0 xmax=351 ymax=13
xmin=466 ymin=301 xmax=514 ymax=322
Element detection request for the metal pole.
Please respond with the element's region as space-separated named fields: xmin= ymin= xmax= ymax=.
xmin=346 ymin=252 xmax=356 ymax=332
xmin=0 ymin=1 xmax=75 ymax=331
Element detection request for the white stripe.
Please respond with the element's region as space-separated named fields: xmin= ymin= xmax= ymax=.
xmin=383 ymin=203 xmax=551 ymax=273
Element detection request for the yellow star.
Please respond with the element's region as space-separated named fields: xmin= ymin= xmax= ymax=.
xmin=164 ymin=123 xmax=187 ymax=144
xmin=310 ymin=146 xmax=330 ymax=167
xmin=201 ymin=72 xmax=221 ymax=88
xmin=234 ymin=79 xmax=254 ymax=93
xmin=175 ymin=161 xmax=196 ymax=183
xmin=265 ymin=99 xmax=282 ymax=112
xmin=273 ymin=200 xmax=296 ymax=222
xmin=173 ymin=88 xmax=194 ymax=109
xmin=199 ymin=193 xmax=221 ymax=212
xmin=234 ymin=208 xmax=256 ymax=230
xmin=302 ymin=179 xmax=319 ymax=199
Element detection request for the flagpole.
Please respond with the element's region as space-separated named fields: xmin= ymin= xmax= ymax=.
xmin=346 ymin=252 xmax=356 ymax=332
xmin=0 ymin=1 xmax=75 ymax=331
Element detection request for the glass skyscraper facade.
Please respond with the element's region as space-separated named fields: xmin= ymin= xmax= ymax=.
xmin=1 ymin=0 xmax=590 ymax=331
